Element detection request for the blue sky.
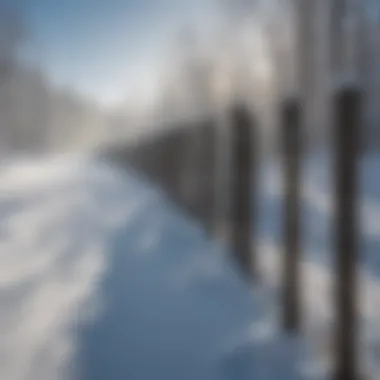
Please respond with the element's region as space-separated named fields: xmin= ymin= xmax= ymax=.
xmin=19 ymin=0 xmax=217 ymax=106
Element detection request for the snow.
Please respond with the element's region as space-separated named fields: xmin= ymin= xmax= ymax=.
xmin=1 ymin=150 xmax=380 ymax=380
xmin=258 ymin=152 xmax=380 ymax=379
xmin=0 ymin=154 xmax=307 ymax=380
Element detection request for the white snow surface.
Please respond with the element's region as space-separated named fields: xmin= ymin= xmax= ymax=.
xmin=0 ymin=154 xmax=307 ymax=380
xmin=1 ymin=151 xmax=380 ymax=380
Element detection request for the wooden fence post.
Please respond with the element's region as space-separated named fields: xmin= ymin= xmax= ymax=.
xmin=184 ymin=123 xmax=204 ymax=220
xmin=230 ymin=104 xmax=255 ymax=279
xmin=334 ymin=85 xmax=361 ymax=380
xmin=198 ymin=118 xmax=217 ymax=234
xmin=281 ymin=97 xmax=301 ymax=332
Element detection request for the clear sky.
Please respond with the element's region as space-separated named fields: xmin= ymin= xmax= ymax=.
xmin=19 ymin=0 xmax=218 ymax=106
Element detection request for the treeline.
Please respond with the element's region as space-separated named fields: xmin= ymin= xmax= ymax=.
xmin=0 ymin=5 xmax=110 ymax=155
xmin=0 ymin=64 xmax=110 ymax=154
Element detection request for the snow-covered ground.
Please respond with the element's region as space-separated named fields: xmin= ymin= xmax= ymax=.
xmin=258 ymin=152 xmax=380 ymax=379
xmin=0 ymin=151 xmax=379 ymax=380
xmin=0 ymin=154 xmax=309 ymax=380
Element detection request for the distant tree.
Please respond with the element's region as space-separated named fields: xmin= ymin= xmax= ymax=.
xmin=0 ymin=4 xmax=24 ymax=85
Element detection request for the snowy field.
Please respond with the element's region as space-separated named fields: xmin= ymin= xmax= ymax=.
xmin=0 ymin=152 xmax=379 ymax=380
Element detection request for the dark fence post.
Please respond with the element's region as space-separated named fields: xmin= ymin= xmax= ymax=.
xmin=198 ymin=118 xmax=217 ymax=234
xmin=157 ymin=131 xmax=182 ymax=203
xmin=281 ymin=97 xmax=301 ymax=332
xmin=169 ymin=129 xmax=187 ymax=204
xmin=158 ymin=134 xmax=173 ymax=195
xmin=230 ymin=103 xmax=255 ymax=279
xmin=184 ymin=123 xmax=204 ymax=220
xmin=334 ymin=85 xmax=361 ymax=380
